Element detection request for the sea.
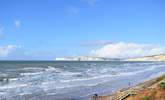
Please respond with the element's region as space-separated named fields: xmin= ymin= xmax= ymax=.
xmin=0 ymin=61 xmax=165 ymax=100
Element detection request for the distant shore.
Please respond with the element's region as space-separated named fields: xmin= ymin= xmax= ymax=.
xmin=92 ymin=74 xmax=165 ymax=100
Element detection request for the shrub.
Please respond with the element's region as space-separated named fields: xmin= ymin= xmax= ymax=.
xmin=142 ymin=96 xmax=152 ymax=100
xmin=160 ymin=82 xmax=165 ymax=89
xmin=156 ymin=75 xmax=165 ymax=82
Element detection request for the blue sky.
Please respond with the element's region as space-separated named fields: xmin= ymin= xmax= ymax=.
xmin=0 ymin=0 xmax=165 ymax=60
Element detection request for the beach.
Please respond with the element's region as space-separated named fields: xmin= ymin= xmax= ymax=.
xmin=92 ymin=75 xmax=165 ymax=100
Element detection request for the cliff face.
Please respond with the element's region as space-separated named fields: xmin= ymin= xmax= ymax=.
xmin=55 ymin=56 xmax=119 ymax=61
xmin=127 ymin=54 xmax=165 ymax=61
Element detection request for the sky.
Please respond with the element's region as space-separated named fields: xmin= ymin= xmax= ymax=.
xmin=0 ymin=0 xmax=165 ymax=60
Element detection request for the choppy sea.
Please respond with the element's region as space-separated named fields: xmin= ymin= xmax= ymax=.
xmin=0 ymin=61 xmax=165 ymax=100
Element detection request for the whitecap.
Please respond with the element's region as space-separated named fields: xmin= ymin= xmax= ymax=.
xmin=45 ymin=66 xmax=62 ymax=73
xmin=20 ymin=72 xmax=43 ymax=76
xmin=0 ymin=84 xmax=28 ymax=89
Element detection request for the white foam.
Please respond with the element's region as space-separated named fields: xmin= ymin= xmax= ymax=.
xmin=60 ymin=63 xmax=165 ymax=83
xmin=20 ymin=66 xmax=62 ymax=76
xmin=60 ymin=74 xmax=117 ymax=83
xmin=45 ymin=66 xmax=62 ymax=73
xmin=0 ymin=84 xmax=28 ymax=89
xmin=120 ymin=64 xmax=165 ymax=76
xmin=20 ymin=72 xmax=43 ymax=76
xmin=23 ymin=67 xmax=45 ymax=70
xmin=9 ymin=78 xmax=20 ymax=82
xmin=60 ymin=72 xmax=81 ymax=76
xmin=46 ymin=66 xmax=56 ymax=71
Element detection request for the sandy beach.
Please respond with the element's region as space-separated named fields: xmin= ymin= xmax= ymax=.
xmin=92 ymin=75 xmax=165 ymax=100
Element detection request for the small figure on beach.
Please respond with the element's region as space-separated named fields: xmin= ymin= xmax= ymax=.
xmin=128 ymin=81 xmax=131 ymax=87
xmin=93 ymin=94 xmax=98 ymax=100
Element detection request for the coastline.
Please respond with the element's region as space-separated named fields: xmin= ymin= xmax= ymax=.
xmin=1 ymin=61 xmax=165 ymax=100
xmin=92 ymin=74 xmax=165 ymax=100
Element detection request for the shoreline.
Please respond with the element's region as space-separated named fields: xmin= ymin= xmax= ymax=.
xmin=1 ymin=61 xmax=165 ymax=100
xmin=92 ymin=74 xmax=165 ymax=100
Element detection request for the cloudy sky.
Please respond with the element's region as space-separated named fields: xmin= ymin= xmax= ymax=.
xmin=0 ymin=0 xmax=165 ymax=60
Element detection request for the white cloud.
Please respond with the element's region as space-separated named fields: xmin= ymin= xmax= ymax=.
xmin=81 ymin=0 xmax=99 ymax=6
xmin=14 ymin=19 xmax=21 ymax=28
xmin=81 ymin=40 xmax=113 ymax=46
xmin=91 ymin=42 xmax=165 ymax=58
xmin=0 ymin=45 xmax=19 ymax=57
xmin=66 ymin=6 xmax=79 ymax=16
